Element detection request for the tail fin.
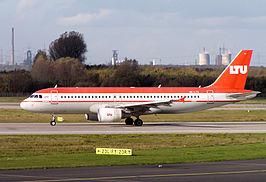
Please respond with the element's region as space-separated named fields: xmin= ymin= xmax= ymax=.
xmin=207 ymin=50 xmax=253 ymax=89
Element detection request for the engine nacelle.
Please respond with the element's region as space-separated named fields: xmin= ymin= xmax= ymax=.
xmin=85 ymin=113 xmax=99 ymax=121
xmin=97 ymin=108 xmax=122 ymax=122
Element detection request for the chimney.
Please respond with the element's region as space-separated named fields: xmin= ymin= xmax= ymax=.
xmin=11 ymin=28 xmax=14 ymax=65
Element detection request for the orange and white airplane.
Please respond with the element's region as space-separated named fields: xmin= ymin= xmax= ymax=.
xmin=20 ymin=50 xmax=259 ymax=126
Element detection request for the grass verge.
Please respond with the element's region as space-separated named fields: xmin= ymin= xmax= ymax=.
xmin=0 ymin=109 xmax=265 ymax=123
xmin=0 ymin=134 xmax=266 ymax=169
xmin=0 ymin=97 xmax=26 ymax=103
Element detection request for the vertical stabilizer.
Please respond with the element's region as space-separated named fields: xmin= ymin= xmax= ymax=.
xmin=207 ymin=50 xmax=253 ymax=89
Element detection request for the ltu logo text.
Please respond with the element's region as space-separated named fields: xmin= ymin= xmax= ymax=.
xmin=229 ymin=65 xmax=247 ymax=74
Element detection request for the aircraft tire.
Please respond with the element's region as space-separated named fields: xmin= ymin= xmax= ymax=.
xmin=125 ymin=117 xmax=134 ymax=125
xmin=134 ymin=119 xmax=143 ymax=126
xmin=50 ymin=121 xmax=56 ymax=126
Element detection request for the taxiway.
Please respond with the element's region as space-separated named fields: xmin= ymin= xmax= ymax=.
xmin=1 ymin=122 xmax=266 ymax=134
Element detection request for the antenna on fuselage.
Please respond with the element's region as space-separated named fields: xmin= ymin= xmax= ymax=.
xmin=54 ymin=84 xmax=57 ymax=88
xmin=158 ymin=84 xmax=161 ymax=88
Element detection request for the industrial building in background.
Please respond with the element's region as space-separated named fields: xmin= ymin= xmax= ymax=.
xmin=23 ymin=50 xmax=32 ymax=66
xmin=215 ymin=47 xmax=232 ymax=66
xmin=11 ymin=28 xmax=14 ymax=65
xmin=199 ymin=47 xmax=232 ymax=66
xmin=111 ymin=50 xmax=118 ymax=65
xmin=198 ymin=48 xmax=210 ymax=65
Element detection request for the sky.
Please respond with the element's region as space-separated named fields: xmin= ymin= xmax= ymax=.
xmin=0 ymin=0 xmax=266 ymax=66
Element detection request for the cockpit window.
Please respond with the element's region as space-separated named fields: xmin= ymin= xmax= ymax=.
xmin=39 ymin=95 xmax=42 ymax=98
xmin=30 ymin=95 xmax=34 ymax=98
xmin=34 ymin=95 xmax=38 ymax=98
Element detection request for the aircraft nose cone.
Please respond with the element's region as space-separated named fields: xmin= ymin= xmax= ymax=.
xmin=20 ymin=101 xmax=29 ymax=111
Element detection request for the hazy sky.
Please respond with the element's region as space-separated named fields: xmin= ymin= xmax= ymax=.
xmin=1 ymin=0 xmax=266 ymax=66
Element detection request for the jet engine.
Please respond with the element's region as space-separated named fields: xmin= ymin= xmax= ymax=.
xmin=97 ymin=108 xmax=122 ymax=122
xmin=85 ymin=113 xmax=99 ymax=121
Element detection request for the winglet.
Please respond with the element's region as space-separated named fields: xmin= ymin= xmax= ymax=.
xmin=207 ymin=50 xmax=253 ymax=89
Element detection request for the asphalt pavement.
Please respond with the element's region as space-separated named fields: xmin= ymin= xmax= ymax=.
xmin=0 ymin=159 xmax=266 ymax=182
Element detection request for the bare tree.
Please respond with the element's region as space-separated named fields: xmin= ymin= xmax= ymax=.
xmin=49 ymin=31 xmax=87 ymax=62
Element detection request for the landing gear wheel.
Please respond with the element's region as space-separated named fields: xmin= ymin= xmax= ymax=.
xmin=50 ymin=121 xmax=56 ymax=126
xmin=50 ymin=115 xmax=56 ymax=126
xmin=125 ymin=117 xmax=134 ymax=125
xmin=134 ymin=118 xmax=143 ymax=126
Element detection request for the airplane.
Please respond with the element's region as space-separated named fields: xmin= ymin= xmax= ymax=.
xmin=20 ymin=50 xmax=260 ymax=126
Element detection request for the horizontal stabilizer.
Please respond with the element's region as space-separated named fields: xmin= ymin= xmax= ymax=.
xmin=226 ymin=91 xmax=261 ymax=100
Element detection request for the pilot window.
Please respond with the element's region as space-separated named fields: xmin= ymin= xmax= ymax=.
xmin=39 ymin=95 xmax=42 ymax=98
xmin=34 ymin=95 xmax=38 ymax=98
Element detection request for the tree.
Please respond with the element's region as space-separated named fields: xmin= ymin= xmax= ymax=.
xmin=49 ymin=31 xmax=87 ymax=62
xmin=33 ymin=50 xmax=47 ymax=64
xmin=53 ymin=57 xmax=87 ymax=86
xmin=31 ymin=52 xmax=54 ymax=85
xmin=101 ymin=60 xmax=142 ymax=87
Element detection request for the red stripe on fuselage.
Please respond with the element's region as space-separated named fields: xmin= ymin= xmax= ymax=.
xmin=35 ymin=87 xmax=254 ymax=94
xmin=21 ymin=100 xmax=238 ymax=103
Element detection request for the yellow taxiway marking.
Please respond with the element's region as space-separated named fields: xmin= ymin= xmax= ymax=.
xmin=23 ymin=169 xmax=266 ymax=182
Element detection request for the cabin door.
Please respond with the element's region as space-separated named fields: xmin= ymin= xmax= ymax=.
xmin=50 ymin=90 xmax=58 ymax=104
xmin=207 ymin=90 xmax=214 ymax=104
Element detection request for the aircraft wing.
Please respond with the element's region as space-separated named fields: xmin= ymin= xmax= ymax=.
xmin=227 ymin=91 xmax=261 ymax=100
xmin=115 ymin=97 xmax=185 ymax=113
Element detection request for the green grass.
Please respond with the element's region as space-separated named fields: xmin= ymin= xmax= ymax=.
xmin=237 ymin=97 xmax=266 ymax=104
xmin=0 ymin=134 xmax=266 ymax=169
xmin=0 ymin=109 xmax=265 ymax=123
xmin=0 ymin=97 xmax=26 ymax=103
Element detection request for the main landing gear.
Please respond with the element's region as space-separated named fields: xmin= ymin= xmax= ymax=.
xmin=125 ymin=117 xmax=143 ymax=126
xmin=50 ymin=115 xmax=56 ymax=126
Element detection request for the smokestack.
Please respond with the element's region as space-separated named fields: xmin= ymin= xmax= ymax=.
xmin=11 ymin=27 xmax=14 ymax=65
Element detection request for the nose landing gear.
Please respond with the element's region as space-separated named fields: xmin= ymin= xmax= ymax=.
xmin=50 ymin=115 xmax=56 ymax=126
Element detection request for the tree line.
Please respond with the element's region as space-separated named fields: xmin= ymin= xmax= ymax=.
xmin=0 ymin=56 xmax=265 ymax=97
xmin=0 ymin=31 xmax=265 ymax=97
